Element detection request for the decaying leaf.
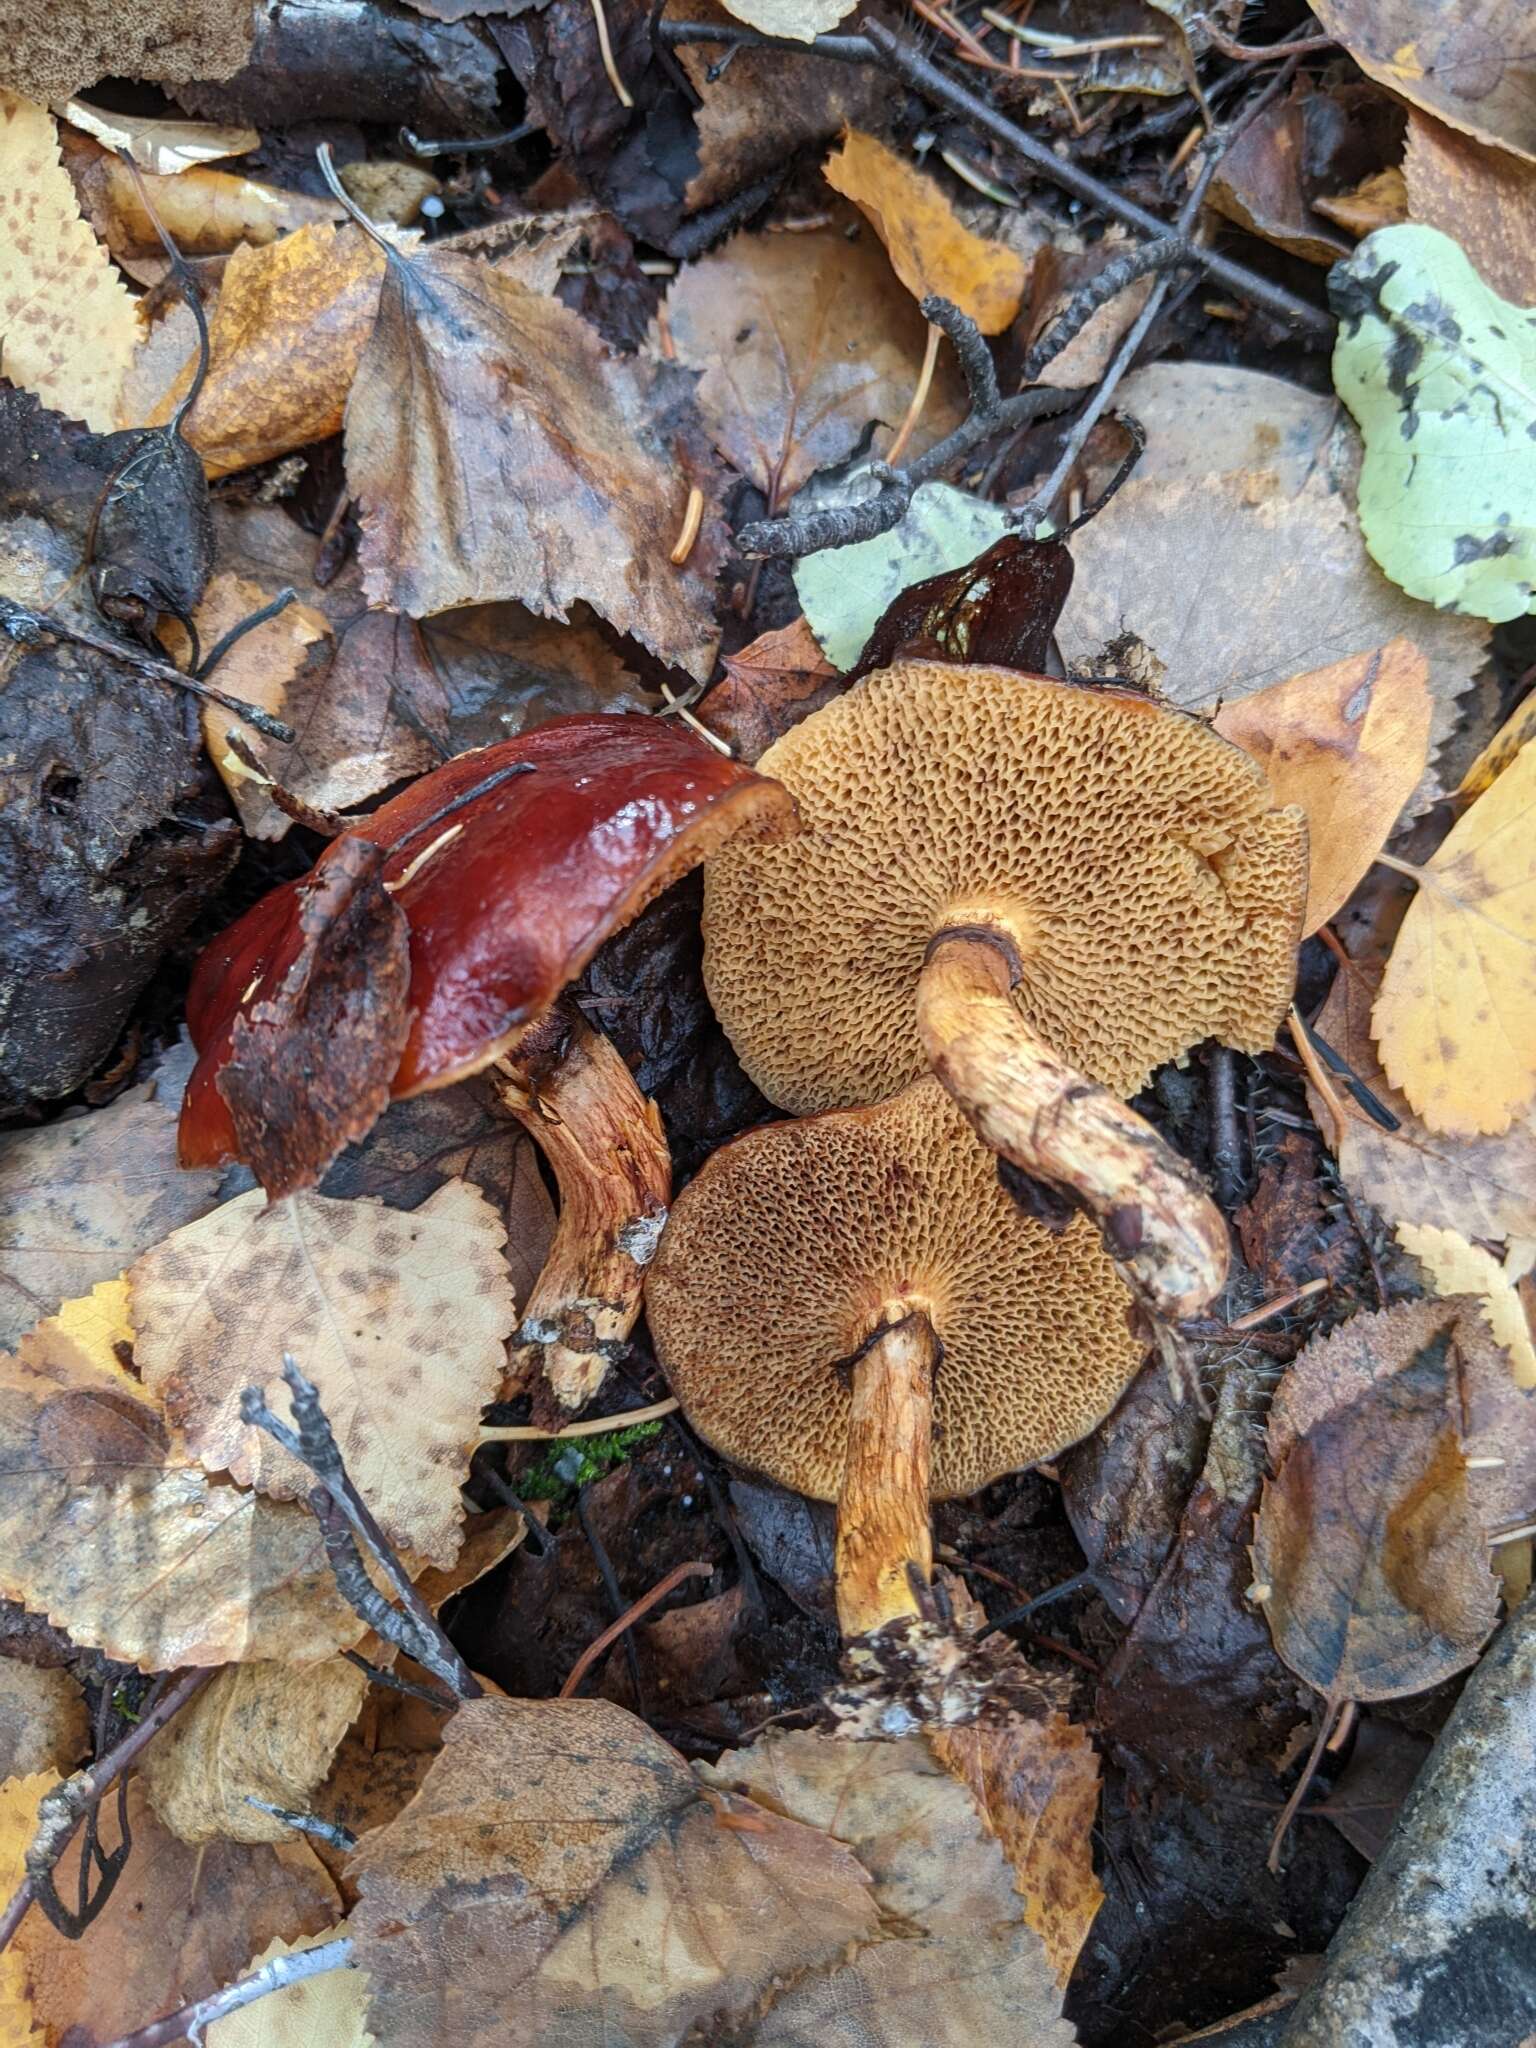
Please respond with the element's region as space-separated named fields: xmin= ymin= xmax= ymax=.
xmin=0 ymin=1771 xmax=54 ymax=2048
xmin=665 ymin=225 xmax=962 ymax=506
xmin=15 ymin=1779 xmax=339 ymax=2048
xmin=698 ymin=616 xmax=842 ymax=759
xmin=1459 ymin=688 xmax=1536 ymax=799
xmin=143 ymin=1658 xmax=371 ymax=1847
xmin=1214 ymin=640 xmax=1433 ymax=933
xmin=1372 ymin=740 xmax=1536 ymax=1135
xmin=824 ymin=129 xmax=1029 ymax=333
xmin=207 ymin=1929 xmax=373 ymax=2048
xmin=61 ymin=129 xmax=342 ymax=261
xmin=0 ymin=94 xmax=138 ymax=431
xmin=144 ymin=225 xmax=392 ymax=477
xmin=1308 ymin=0 xmax=1536 ymax=169
xmin=0 ymin=1045 xmax=223 ymax=1350
xmin=345 ymin=235 xmax=721 ymax=676
xmin=1396 ymin=1222 xmax=1536 ymax=1385
xmin=0 ymin=1283 xmax=362 ymax=1669
xmin=1253 ymin=1303 xmax=1502 ymax=1702
xmin=58 ymin=101 xmax=258 ymax=174
xmin=1332 ymin=224 xmax=1536 ymax=622
xmin=350 ymin=1696 xmax=880 ymax=2047
xmin=1207 ymin=85 xmax=1352 ymax=266
xmin=132 ymin=1181 xmax=513 ymax=1565
xmin=0 ymin=1662 xmax=87 ymax=1783
xmin=192 ymin=574 xmax=332 ymax=831
xmin=1404 ymin=108 xmax=1536 ymax=307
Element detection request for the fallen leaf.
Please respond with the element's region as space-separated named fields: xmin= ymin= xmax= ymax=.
xmin=207 ymin=1929 xmax=373 ymax=2048
xmin=824 ymin=128 xmax=1029 ymax=333
xmin=1208 ymin=84 xmax=1352 ymax=265
xmin=309 ymin=1729 xmax=440 ymax=1909
xmin=61 ymin=128 xmax=342 ymax=260
xmin=1317 ymin=1715 xmax=1431 ymax=1862
xmin=15 ymin=1779 xmax=339 ymax=2048
xmin=0 ymin=1662 xmax=87 ymax=1782
xmin=1372 ymin=740 xmax=1536 ymax=1135
xmin=1308 ymin=0 xmax=1536 ymax=168
xmin=0 ymin=1771 xmax=54 ymax=2048
xmin=0 ymin=1285 xmax=362 ymax=1668
xmin=665 ymin=224 xmax=962 ymax=506
xmin=0 ymin=1046 xmax=223 ymax=1350
xmin=58 ymin=101 xmax=258 ymax=173
xmin=1458 ymin=688 xmax=1536 ymax=798
xmin=717 ymin=0 xmax=856 ymax=42
xmin=1111 ymin=360 xmax=1340 ymax=494
xmin=5 ymin=0 xmax=254 ymax=104
xmin=1215 ymin=640 xmax=1433 ymax=933
xmin=192 ymin=574 xmax=332 ymax=831
xmin=1236 ymin=1127 xmax=1357 ymax=1294
xmin=0 ymin=94 xmax=139 ymax=431
xmin=1032 ymin=226 xmax=1156 ymax=391
xmin=142 ymin=225 xmax=391 ymax=477
xmin=698 ymin=616 xmax=842 ymax=759
xmin=349 ymin=1696 xmax=880 ymax=2046
xmin=1253 ymin=1305 xmax=1502 ymax=1702
xmin=1333 ymin=224 xmax=1536 ymax=621
xmin=1403 ymin=108 xmax=1536 ymax=306
xmin=143 ymin=1658 xmax=371 ymax=1846
xmin=1396 ymin=1222 xmax=1536 ymax=1385
xmin=131 ymin=1180 xmax=515 ymax=1565
xmin=345 ymin=236 xmax=721 ymax=676
xmin=1315 ymin=166 xmax=1409 ymax=239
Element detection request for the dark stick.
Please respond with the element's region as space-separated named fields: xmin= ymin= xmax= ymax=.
xmin=340 ymin=1649 xmax=460 ymax=1710
xmin=576 ymin=1485 xmax=648 ymax=1716
xmin=1207 ymin=1046 xmax=1246 ymax=1210
xmin=659 ymin=20 xmax=872 ymax=60
xmin=244 ymin=1798 xmax=359 ymax=1851
xmin=195 ymin=587 xmax=298 ymax=681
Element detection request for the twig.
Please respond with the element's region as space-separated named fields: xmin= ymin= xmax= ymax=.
xmin=478 ymin=1394 xmax=680 ymax=1441
xmin=195 ymin=586 xmax=297 ymax=683
xmin=0 ymin=598 xmax=297 ymax=743
xmin=340 ymin=1650 xmax=460 ymax=1709
xmin=1022 ymin=233 xmax=1190 ymax=383
xmin=659 ymin=20 xmax=872 ymax=61
xmin=244 ymin=1798 xmax=359 ymax=1851
xmin=242 ymin=1355 xmax=482 ymax=1701
xmin=559 ymin=1559 xmax=714 ymax=1698
xmin=0 ymin=1666 xmax=213 ymax=1956
xmin=99 ymin=1936 xmax=356 ymax=2048
xmin=1207 ymin=1045 xmax=1245 ymax=1209
xmin=1192 ymin=13 xmax=1337 ymax=62
xmin=587 ymin=0 xmax=635 ymax=107
xmin=576 ymin=1485 xmax=647 ymax=1715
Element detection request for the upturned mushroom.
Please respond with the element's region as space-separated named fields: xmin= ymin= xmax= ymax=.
xmin=701 ymin=662 xmax=1307 ymax=1321
xmin=179 ymin=714 xmax=796 ymax=1408
xmin=647 ymin=1076 xmax=1141 ymax=1648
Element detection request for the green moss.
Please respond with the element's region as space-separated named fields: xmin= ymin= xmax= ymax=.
xmin=520 ymin=1420 xmax=665 ymax=1503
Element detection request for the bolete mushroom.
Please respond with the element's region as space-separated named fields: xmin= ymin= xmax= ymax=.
xmin=701 ymin=662 xmax=1307 ymax=1321
xmin=646 ymin=1076 xmax=1142 ymax=1647
xmin=180 ymin=714 xmax=796 ymax=1408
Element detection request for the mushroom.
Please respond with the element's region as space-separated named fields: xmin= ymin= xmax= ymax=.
xmin=179 ymin=714 xmax=796 ymax=1408
xmin=701 ymin=662 xmax=1307 ymax=1322
xmin=646 ymin=1076 xmax=1141 ymax=1646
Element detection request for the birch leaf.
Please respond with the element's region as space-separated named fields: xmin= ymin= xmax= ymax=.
xmin=1396 ymin=1222 xmax=1536 ymax=1386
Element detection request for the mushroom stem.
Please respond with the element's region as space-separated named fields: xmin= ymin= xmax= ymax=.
xmin=916 ymin=931 xmax=1229 ymax=1322
xmin=835 ymin=1308 xmax=939 ymax=1641
xmin=495 ymin=1012 xmax=671 ymax=1412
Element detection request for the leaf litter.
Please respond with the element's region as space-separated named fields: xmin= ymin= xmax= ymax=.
xmin=0 ymin=13 xmax=1535 ymax=2048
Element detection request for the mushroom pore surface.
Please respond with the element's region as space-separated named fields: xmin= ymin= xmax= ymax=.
xmin=702 ymin=663 xmax=1307 ymax=1114
xmin=645 ymin=1077 xmax=1143 ymax=1500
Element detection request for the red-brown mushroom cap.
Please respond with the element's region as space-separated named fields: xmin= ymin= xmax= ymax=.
xmin=180 ymin=716 xmax=795 ymax=1168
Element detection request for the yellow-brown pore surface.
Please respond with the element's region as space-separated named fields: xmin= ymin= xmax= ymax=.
xmin=645 ymin=1078 xmax=1142 ymax=1500
xmin=703 ymin=663 xmax=1308 ymax=1114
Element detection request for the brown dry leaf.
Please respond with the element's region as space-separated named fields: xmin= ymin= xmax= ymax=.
xmin=310 ymin=1727 xmax=440 ymax=1909
xmin=207 ymin=1929 xmax=373 ymax=2048
xmin=142 ymin=225 xmax=391 ymax=478
xmin=0 ymin=1046 xmax=223 ymax=1350
xmin=1404 ymin=108 xmax=1536 ymax=304
xmin=1308 ymin=0 xmax=1536 ymax=168
xmin=349 ymin=1696 xmax=879 ymax=2047
xmin=1031 ymin=226 xmax=1155 ymax=392
xmin=1459 ymin=689 xmax=1536 ymax=798
xmin=665 ymin=224 xmax=963 ymax=505
xmin=0 ymin=1771 xmax=53 ymax=2048
xmin=1215 ymin=640 xmax=1433 ymax=933
xmin=61 ymin=129 xmax=342 ymax=260
xmin=1058 ymin=443 xmax=1485 ymax=787
xmin=824 ymin=129 xmax=1029 ymax=334
xmin=0 ymin=94 xmax=138 ymax=431
xmin=143 ymin=1659 xmax=371 ymax=1848
xmin=0 ymin=1283 xmax=362 ymax=1669
xmin=1253 ymin=1303 xmax=1502 ymax=1703
xmin=344 ymin=238 xmax=720 ymax=677
xmin=1314 ymin=166 xmax=1409 ymax=239
xmin=930 ymin=1714 xmax=1103 ymax=1988
xmin=192 ymin=575 xmax=332 ymax=831
xmin=1396 ymin=1223 xmax=1536 ymax=1385
xmin=705 ymin=1728 xmax=1075 ymax=2046
xmin=0 ymin=1662 xmax=87 ymax=1783
xmin=16 ymin=1779 xmax=339 ymax=2048
xmin=58 ymin=102 xmax=258 ymax=173
xmin=1373 ymin=741 xmax=1536 ymax=1136
xmin=1207 ymin=86 xmax=1352 ymax=266
xmin=698 ymin=616 xmax=842 ymax=760
xmin=131 ymin=1181 xmax=515 ymax=1566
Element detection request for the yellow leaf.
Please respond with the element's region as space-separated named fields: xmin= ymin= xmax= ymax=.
xmin=58 ymin=101 xmax=258 ymax=174
xmin=0 ymin=93 xmax=138 ymax=429
xmin=62 ymin=129 xmax=342 ymax=261
xmin=186 ymin=575 xmax=330 ymax=836
xmin=824 ymin=128 xmax=1029 ymax=334
xmin=1373 ymin=740 xmax=1536 ymax=1135
xmin=1215 ymin=638 xmax=1432 ymax=933
xmin=1397 ymin=1221 xmax=1536 ymax=1387
xmin=1458 ymin=696 xmax=1536 ymax=801
xmin=206 ymin=1929 xmax=372 ymax=2048
xmin=0 ymin=1774 xmax=55 ymax=2048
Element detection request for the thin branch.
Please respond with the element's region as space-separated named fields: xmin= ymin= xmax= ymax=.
xmin=99 ymin=1936 xmax=356 ymax=2048
xmin=242 ymin=1354 xmax=482 ymax=1701
xmin=659 ymin=20 xmax=872 ymax=61
xmin=244 ymin=1798 xmax=359 ymax=1851
xmin=559 ymin=1559 xmax=714 ymax=1699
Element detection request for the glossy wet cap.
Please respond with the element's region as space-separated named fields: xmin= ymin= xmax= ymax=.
xmin=646 ymin=1076 xmax=1144 ymax=1500
xmin=180 ymin=715 xmax=796 ymax=1168
xmin=702 ymin=661 xmax=1307 ymax=1114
